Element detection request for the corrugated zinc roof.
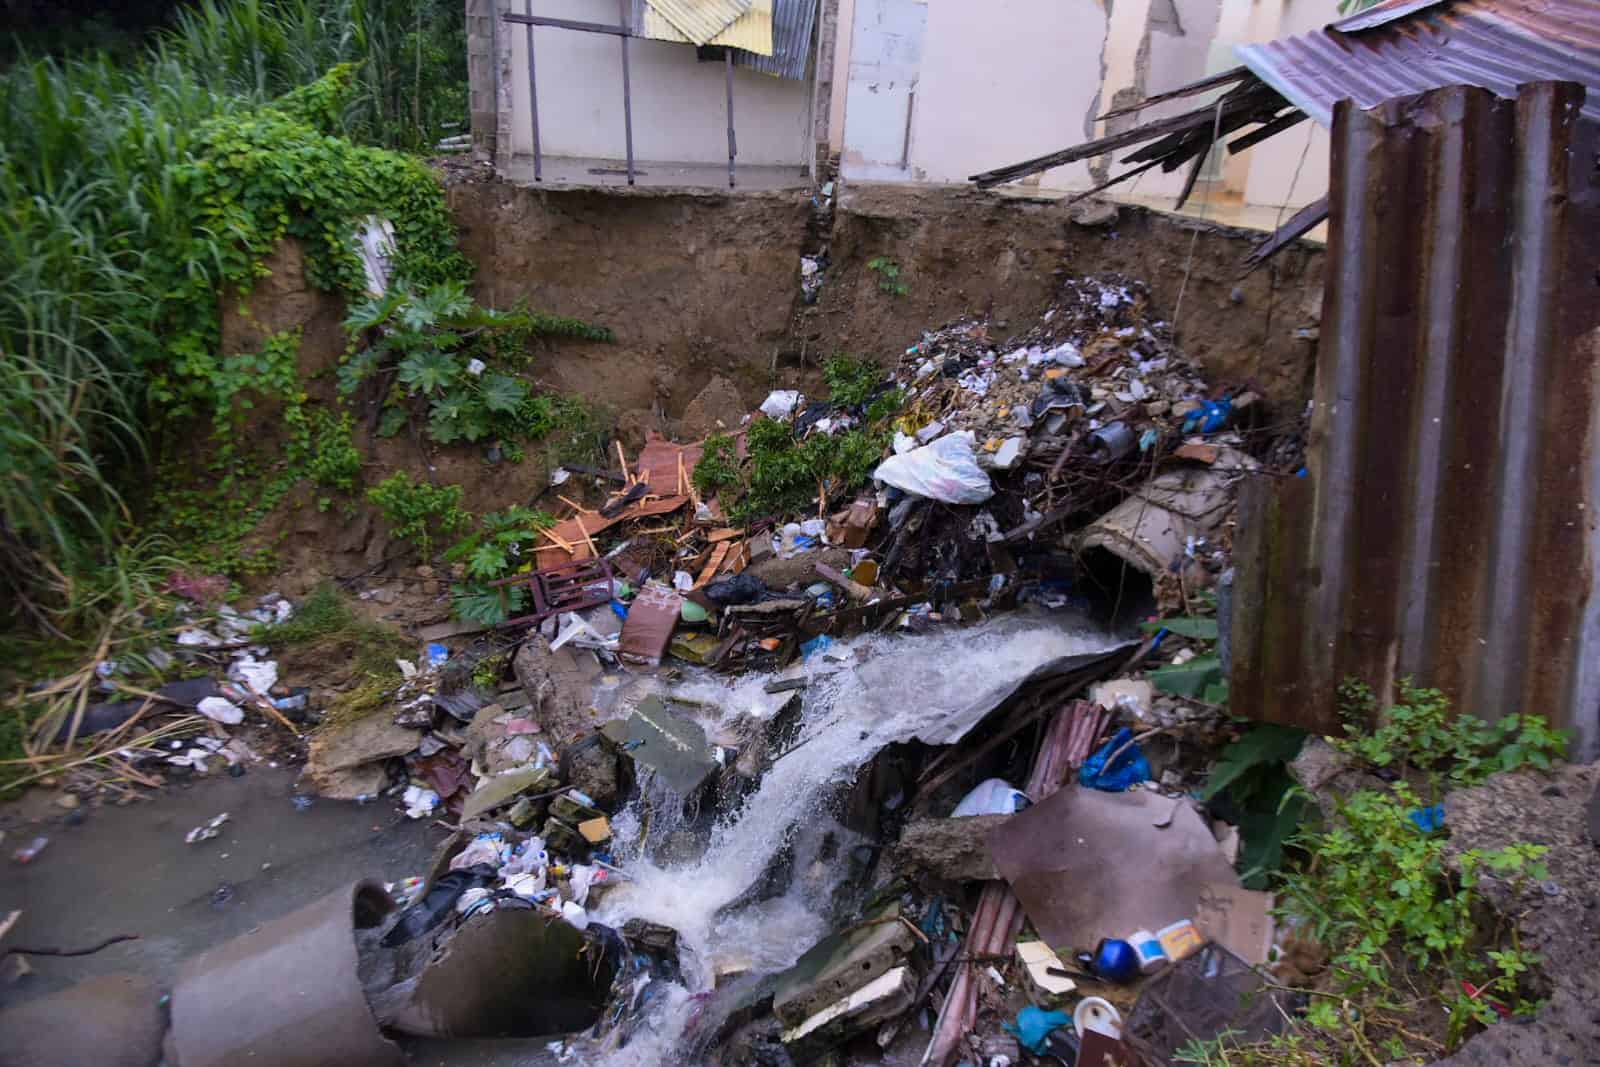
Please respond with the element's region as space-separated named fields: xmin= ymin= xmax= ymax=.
xmin=735 ymin=0 xmax=815 ymax=79
xmin=646 ymin=0 xmax=753 ymax=46
xmin=643 ymin=0 xmax=773 ymax=55
xmin=1236 ymin=0 xmax=1600 ymax=126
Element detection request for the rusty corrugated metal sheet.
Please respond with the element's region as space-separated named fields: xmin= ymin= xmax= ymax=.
xmin=646 ymin=0 xmax=754 ymax=46
xmin=1236 ymin=0 xmax=1600 ymax=127
xmin=1230 ymin=82 xmax=1600 ymax=757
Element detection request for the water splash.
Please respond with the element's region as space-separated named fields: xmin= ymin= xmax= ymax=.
xmin=590 ymin=609 xmax=1119 ymax=1062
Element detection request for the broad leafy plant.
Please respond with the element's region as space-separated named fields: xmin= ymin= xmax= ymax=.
xmin=442 ymin=506 xmax=557 ymax=625
xmin=340 ymin=282 xmax=611 ymax=446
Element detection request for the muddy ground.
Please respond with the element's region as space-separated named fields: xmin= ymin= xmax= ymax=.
xmin=0 ymin=768 xmax=569 ymax=1066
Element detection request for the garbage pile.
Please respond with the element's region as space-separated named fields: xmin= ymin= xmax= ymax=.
xmin=3 ymin=268 xmax=1311 ymax=1065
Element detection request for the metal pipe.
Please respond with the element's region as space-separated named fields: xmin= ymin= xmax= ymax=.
xmin=619 ymin=0 xmax=635 ymax=185
xmin=725 ymin=50 xmax=737 ymax=188
xmin=525 ymin=0 xmax=541 ymax=181
xmin=502 ymin=13 xmax=626 ymax=35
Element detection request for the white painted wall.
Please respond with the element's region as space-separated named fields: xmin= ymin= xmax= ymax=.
xmin=833 ymin=0 xmax=1332 ymax=214
xmin=505 ymin=0 xmax=813 ymax=166
xmin=840 ymin=0 xmax=1104 ymax=188
xmin=838 ymin=0 xmax=926 ymax=179
xmin=909 ymin=0 xmax=1104 ymax=188
xmin=1240 ymin=0 xmax=1330 ymax=213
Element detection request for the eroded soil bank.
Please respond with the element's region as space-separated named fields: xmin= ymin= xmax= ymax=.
xmin=242 ymin=178 xmax=1323 ymax=597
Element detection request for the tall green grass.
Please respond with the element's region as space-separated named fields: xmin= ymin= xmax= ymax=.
xmin=0 ymin=1 xmax=466 ymax=638
xmin=164 ymin=0 xmax=466 ymax=151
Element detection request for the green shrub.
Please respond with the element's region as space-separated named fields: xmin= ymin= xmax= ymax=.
xmin=692 ymin=433 xmax=741 ymax=497
xmin=823 ymin=354 xmax=883 ymax=409
xmin=441 ymin=506 xmax=556 ymax=625
xmin=736 ymin=419 xmax=886 ymax=522
xmin=341 ymin=282 xmax=610 ymax=447
xmin=366 ymin=472 xmax=469 ymax=559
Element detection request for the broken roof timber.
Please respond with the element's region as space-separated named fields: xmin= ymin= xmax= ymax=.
xmin=972 ymin=0 xmax=1600 ymax=265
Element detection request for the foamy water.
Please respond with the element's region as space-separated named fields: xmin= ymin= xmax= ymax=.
xmin=588 ymin=610 xmax=1120 ymax=1062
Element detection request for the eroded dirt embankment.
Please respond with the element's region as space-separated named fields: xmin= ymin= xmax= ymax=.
xmin=230 ymin=179 xmax=1324 ymax=596
xmin=447 ymin=181 xmax=1325 ymax=428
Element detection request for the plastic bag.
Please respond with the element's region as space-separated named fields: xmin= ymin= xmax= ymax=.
xmin=873 ymin=431 xmax=994 ymax=504
xmin=1078 ymin=727 xmax=1151 ymax=792
xmin=1004 ymin=1006 xmax=1072 ymax=1054
xmin=382 ymin=865 xmax=497 ymax=946
xmin=951 ymin=778 xmax=1031 ymax=817
xmin=760 ymin=390 xmax=800 ymax=419
xmin=705 ymin=574 xmax=766 ymax=605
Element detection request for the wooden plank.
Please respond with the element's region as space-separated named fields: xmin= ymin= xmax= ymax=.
xmin=695 ymin=543 xmax=732 ymax=588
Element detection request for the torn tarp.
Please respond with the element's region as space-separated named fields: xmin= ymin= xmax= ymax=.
xmin=987 ymin=786 xmax=1243 ymax=954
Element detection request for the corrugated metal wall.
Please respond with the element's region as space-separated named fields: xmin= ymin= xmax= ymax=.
xmin=1231 ymin=81 xmax=1600 ymax=757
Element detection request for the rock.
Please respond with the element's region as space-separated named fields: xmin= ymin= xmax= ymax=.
xmin=745 ymin=547 xmax=854 ymax=591
xmin=512 ymin=639 xmax=598 ymax=746
xmin=303 ymin=714 xmax=420 ymax=797
xmin=460 ymin=765 xmax=554 ymax=821
xmin=1287 ymin=736 xmax=1387 ymax=811
xmin=1068 ymin=198 xmax=1119 ymax=228
xmin=621 ymin=918 xmax=680 ymax=958
xmin=892 ymin=815 xmax=1010 ymax=882
xmin=0 ymin=973 xmax=165 ymax=1067
xmin=304 ymin=762 xmax=389 ymax=801
xmin=780 ymin=965 xmax=916 ymax=1061
xmin=602 ymin=695 xmax=718 ymax=797
xmin=773 ymin=904 xmax=917 ymax=1028
xmin=567 ymin=741 xmax=621 ymax=810
xmin=679 ymin=375 xmax=746 ymax=440
xmin=1428 ymin=762 xmax=1600 ymax=1067
xmin=656 ymin=829 xmax=708 ymax=867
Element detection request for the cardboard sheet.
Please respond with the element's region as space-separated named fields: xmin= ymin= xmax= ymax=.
xmin=987 ymin=786 xmax=1244 ymax=954
xmin=618 ymin=582 xmax=683 ymax=666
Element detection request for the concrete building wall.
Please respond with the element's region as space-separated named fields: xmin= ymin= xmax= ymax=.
xmin=833 ymin=0 xmax=1333 ymax=214
xmin=501 ymin=0 xmax=814 ymax=166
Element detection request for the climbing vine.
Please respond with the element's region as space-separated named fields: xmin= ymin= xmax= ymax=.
xmin=151 ymin=65 xmax=469 ymax=417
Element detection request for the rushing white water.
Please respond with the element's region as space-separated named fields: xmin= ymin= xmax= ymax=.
xmin=588 ymin=609 xmax=1120 ymax=1061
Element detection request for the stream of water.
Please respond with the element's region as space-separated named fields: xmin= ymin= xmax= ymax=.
xmin=588 ymin=608 xmax=1121 ymax=1062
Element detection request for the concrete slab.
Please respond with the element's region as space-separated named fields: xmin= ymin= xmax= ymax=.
xmin=501 ymin=154 xmax=808 ymax=192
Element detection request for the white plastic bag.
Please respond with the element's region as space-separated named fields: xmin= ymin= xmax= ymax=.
xmin=873 ymin=431 xmax=994 ymax=504
xmin=951 ymin=778 xmax=1031 ymax=817
xmin=760 ymin=390 xmax=800 ymax=419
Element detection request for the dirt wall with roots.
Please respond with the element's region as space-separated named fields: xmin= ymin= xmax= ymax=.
xmin=229 ymin=178 xmax=1325 ymax=598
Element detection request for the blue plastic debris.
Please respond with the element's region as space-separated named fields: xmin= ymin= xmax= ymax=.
xmin=1183 ymin=396 xmax=1232 ymax=434
xmin=1091 ymin=938 xmax=1142 ymax=984
xmin=1004 ymin=1006 xmax=1072 ymax=1054
xmin=800 ymin=635 xmax=834 ymax=660
xmin=1079 ymin=727 xmax=1152 ymax=792
xmin=1138 ymin=427 xmax=1160 ymax=452
xmin=425 ymin=642 xmax=449 ymax=668
xmin=610 ymin=599 xmax=629 ymax=620
xmin=1409 ymin=804 xmax=1445 ymax=833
